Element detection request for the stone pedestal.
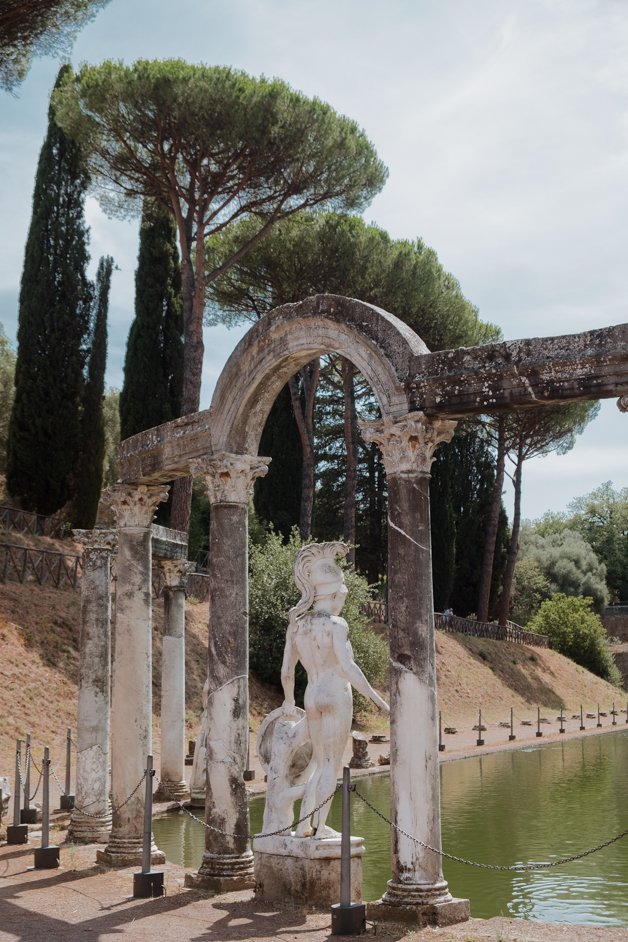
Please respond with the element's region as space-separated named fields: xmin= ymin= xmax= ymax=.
xmin=97 ymin=484 xmax=168 ymax=868
xmin=154 ymin=559 xmax=194 ymax=804
xmin=185 ymin=454 xmax=269 ymax=891
xmin=253 ymin=834 xmax=364 ymax=908
xmin=361 ymin=413 xmax=469 ymax=926
xmin=68 ymin=530 xmax=115 ymax=844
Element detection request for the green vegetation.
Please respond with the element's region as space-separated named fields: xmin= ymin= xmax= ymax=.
xmin=0 ymin=326 xmax=16 ymax=474
xmin=528 ymin=594 xmax=621 ymax=685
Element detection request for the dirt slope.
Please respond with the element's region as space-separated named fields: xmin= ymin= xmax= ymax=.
xmin=0 ymin=579 xmax=623 ymax=779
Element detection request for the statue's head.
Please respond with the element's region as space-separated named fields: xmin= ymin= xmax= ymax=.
xmin=290 ymin=541 xmax=349 ymax=622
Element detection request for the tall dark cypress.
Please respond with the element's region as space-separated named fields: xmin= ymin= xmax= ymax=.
xmin=72 ymin=255 xmax=112 ymax=528
xmin=120 ymin=200 xmax=183 ymax=440
xmin=7 ymin=64 xmax=92 ymax=515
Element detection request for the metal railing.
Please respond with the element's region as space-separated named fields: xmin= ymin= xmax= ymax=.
xmin=0 ymin=505 xmax=69 ymax=539
xmin=435 ymin=612 xmax=549 ymax=648
xmin=0 ymin=542 xmax=82 ymax=589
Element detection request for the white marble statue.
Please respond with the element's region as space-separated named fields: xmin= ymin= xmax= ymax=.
xmin=259 ymin=542 xmax=389 ymax=841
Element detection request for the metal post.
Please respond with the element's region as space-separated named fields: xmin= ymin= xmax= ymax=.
xmin=133 ymin=755 xmax=164 ymax=898
xmin=597 ymin=704 xmax=602 ymax=728
xmin=476 ymin=708 xmax=484 ymax=746
xmin=509 ymin=706 xmax=516 ymax=742
xmin=612 ymin=702 xmax=617 ymax=726
xmin=7 ymin=739 xmax=28 ymax=844
xmin=243 ymin=734 xmax=255 ymax=781
xmin=559 ymin=707 xmax=565 ymax=734
xmin=438 ymin=711 xmax=445 ymax=752
xmin=331 ymin=767 xmax=365 ymax=935
xmin=60 ymin=728 xmax=74 ymax=810
xmin=536 ymin=706 xmax=543 ymax=738
xmin=34 ymin=747 xmax=60 ymax=868
xmin=579 ymin=704 xmax=585 ymax=731
xmin=21 ymin=734 xmax=37 ymax=824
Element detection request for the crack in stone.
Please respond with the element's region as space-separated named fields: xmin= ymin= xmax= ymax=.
xmin=388 ymin=517 xmax=428 ymax=551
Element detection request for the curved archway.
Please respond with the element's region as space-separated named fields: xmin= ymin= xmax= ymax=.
xmin=210 ymin=294 xmax=429 ymax=453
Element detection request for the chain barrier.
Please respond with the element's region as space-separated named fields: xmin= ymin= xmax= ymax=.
xmin=50 ymin=764 xmax=147 ymax=818
xmin=353 ymin=788 xmax=628 ymax=872
xmin=16 ymin=748 xmax=23 ymax=790
xmin=156 ymin=776 xmax=338 ymax=840
xmin=28 ymin=767 xmax=43 ymax=803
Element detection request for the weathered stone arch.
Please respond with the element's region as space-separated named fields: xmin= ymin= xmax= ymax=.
xmin=210 ymin=294 xmax=429 ymax=453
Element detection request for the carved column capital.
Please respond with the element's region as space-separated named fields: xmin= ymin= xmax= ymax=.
xmin=159 ymin=558 xmax=196 ymax=590
xmin=73 ymin=528 xmax=118 ymax=559
xmin=617 ymin=395 xmax=628 ymax=413
xmin=101 ymin=484 xmax=170 ymax=528
xmin=190 ymin=452 xmax=271 ymax=505
xmin=360 ymin=412 xmax=457 ymax=476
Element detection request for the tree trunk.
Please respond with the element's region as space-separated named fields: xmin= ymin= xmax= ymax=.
xmin=288 ymin=359 xmax=320 ymax=539
xmin=497 ymin=440 xmax=524 ymax=627
xmin=342 ymin=358 xmax=357 ymax=565
xmin=477 ymin=415 xmax=506 ymax=622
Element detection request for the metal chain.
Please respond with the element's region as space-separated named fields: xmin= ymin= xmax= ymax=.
xmin=28 ymin=767 xmax=43 ymax=803
xmin=16 ymin=749 xmax=23 ymax=789
xmin=156 ymin=777 xmax=338 ymax=839
xmin=51 ymin=765 xmax=146 ymax=817
xmin=353 ymin=788 xmax=628 ymax=873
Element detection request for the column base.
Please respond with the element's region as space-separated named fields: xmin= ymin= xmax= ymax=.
xmin=186 ymin=793 xmax=206 ymax=808
xmin=154 ymin=779 xmax=189 ymax=803
xmin=67 ymin=810 xmax=112 ymax=844
xmin=184 ymin=851 xmax=255 ymax=894
xmin=97 ymin=835 xmax=165 ymax=868
xmin=367 ymin=881 xmax=469 ymax=928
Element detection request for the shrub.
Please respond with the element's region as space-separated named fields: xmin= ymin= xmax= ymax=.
xmin=248 ymin=527 xmax=388 ymax=711
xmin=527 ymin=594 xmax=622 ymax=685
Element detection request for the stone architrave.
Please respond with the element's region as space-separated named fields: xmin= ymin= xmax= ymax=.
xmin=97 ymin=484 xmax=169 ymax=868
xmin=360 ymin=412 xmax=470 ymax=924
xmin=185 ymin=453 xmax=270 ymax=893
xmin=67 ymin=529 xmax=116 ymax=844
xmin=154 ymin=558 xmax=195 ymax=802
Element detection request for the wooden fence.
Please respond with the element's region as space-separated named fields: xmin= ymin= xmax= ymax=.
xmin=0 ymin=505 xmax=68 ymax=539
xmin=0 ymin=542 xmax=82 ymax=589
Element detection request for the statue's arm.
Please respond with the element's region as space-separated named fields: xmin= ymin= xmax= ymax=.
xmin=332 ymin=619 xmax=390 ymax=714
xmin=280 ymin=630 xmax=299 ymax=710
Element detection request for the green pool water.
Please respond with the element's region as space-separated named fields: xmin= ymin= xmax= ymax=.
xmin=153 ymin=730 xmax=628 ymax=926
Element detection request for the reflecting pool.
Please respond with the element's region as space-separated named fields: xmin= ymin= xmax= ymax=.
xmin=153 ymin=730 xmax=628 ymax=926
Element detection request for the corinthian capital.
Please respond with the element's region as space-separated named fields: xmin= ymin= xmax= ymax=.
xmin=190 ymin=452 xmax=271 ymax=505
xmin=159 ymin=558 xmax=196 ymax=590
xmin=101 ymin=483 xmax=170 ymax=528
xmin=360 ymin=412 xmax=457 ymax=476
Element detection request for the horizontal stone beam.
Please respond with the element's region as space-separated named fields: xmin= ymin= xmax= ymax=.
xmin=118 ymin=410 xmax=213 ymax=484
xmin=408 ymin=322 xmax=628 ymax=416
xmin=151 ymin=525 xmax=188 ymax=560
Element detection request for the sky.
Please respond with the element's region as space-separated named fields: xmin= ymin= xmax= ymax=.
xmin=1 ymin=0 xmax=627 ymax=520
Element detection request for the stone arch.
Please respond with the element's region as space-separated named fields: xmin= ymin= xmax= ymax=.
xmin=210 ymin=294 xmax=429 ymax=454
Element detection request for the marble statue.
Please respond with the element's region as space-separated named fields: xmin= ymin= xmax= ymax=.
xmin=258 ymin=541 xmax=389 ymax=841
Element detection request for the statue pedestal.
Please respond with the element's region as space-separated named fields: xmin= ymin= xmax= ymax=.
xmin=253 ymin=833 xmax=364 ymax=908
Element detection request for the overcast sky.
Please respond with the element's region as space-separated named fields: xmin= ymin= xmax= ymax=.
xmin=1 ymin=0 xmax=627 ymax=520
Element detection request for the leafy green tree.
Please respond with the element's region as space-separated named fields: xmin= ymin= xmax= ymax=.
xmin=518 ymin=526 xmax=609 ymax=614
xmin=72 ymin=255 xmax=112 ymax=528
xmin=0 ymin=326 xmax=16 ymax=475
xmin=510 ymin=556 xmax=551 ymax=626
xmin=0 ymin=0 xmax=110 ymax=90
xmin=528 ymin=594 xmax=621 ymax=685
xmin=7 ymin=65 xmax=92 ymax=516
xmin=54 ymin=60 xmax=387 ymax=530
xmin=120 ymin=200 xmax=183 ymax=440
xmin=567 ymin=482 xmax=628 ymax=602
xmin=248 ymin=527 xmax=387 ymax=714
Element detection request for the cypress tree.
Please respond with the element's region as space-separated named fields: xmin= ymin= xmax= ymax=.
xmin=72 ymin=255 xmax=112 ymax=528
xmin=120 ymin=200 xmax=183 ymax=440
xmin=254 ymin=384 xmax=302 ymax=540
xmin=7 ymin=64 xmax=92 ymax=515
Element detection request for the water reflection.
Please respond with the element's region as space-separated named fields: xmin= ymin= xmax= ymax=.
xmin=153 ymin=730 xmax=628 ymax=927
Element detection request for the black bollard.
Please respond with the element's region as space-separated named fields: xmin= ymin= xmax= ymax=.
xmin=243 ymin=736 xmax=255 ymax=781
xmin=7 ymin=740 xmax=28 ymax=844
xmin=597 ymin=704 xmax=602 ymax=728
xmin=476 ymin=708 xmax=485 ymax=747
xmin=536 ymin=706 xmax=543 ymax=738
xmin=579 ymin=704 xmax=585 ymax=731
xmin=612 ymin=702 xmax=617 ymax=726
xmin=438 ymin=711 xmax=445 ymax=752
xmin=34 ymin=747 xmax=60 ymax=868
xmin=331 ymin=767 xmax=365 ymax=936
xmin=508 ymin=706 xmax=516 ymax=742
xmin=21 ymin=734 xmax=37 ymax=824
xmin=59 ymin=728 xmax=75 ymax=811
xmin=559 ymin=707 xmax=565 ymax=734
xmin=133 ymin=756 xmax=164 ymax=898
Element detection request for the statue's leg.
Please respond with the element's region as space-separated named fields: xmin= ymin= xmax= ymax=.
xmin=311 ymin=709 xmax=351 ymax=836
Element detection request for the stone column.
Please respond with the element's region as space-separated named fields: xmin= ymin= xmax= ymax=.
xmin=67 ymin=529 xmax=116 ymax=843
xmin=361 ymin=412 xmax=469 ymax=926
xmin=185 ymin=452 xmax=270 ymax=893
xmin=154 ymin=558 xmax=195 ymax=802
xmin=97 ymin=483 xmax=169 ymax=867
